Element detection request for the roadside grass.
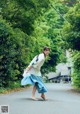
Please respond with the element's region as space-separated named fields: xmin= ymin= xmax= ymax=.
xmin=72 ymin=86 xmax=80 ymax=93
xmin=0 ymin=81 xmax=31 ymax=94
xmin=0 ymin=86 xmax=30 ymax=94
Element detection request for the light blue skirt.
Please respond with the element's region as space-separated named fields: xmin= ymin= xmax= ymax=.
xmin=21 ymin=74 xmax=47 ymax=93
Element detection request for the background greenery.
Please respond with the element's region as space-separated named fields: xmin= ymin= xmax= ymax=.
xmin=0 ymin=0 xmax=80 ymax=89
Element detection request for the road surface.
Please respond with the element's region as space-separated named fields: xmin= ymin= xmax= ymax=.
xmin=0 ymin=83 xmax=80 ymax=114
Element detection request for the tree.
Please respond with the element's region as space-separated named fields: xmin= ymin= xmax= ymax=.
xmin=0 ymin=17 xmax=32 ymax=87
xmin=0 ymin=0 xmax=51 ymax=88
xmin=63 ymin=4 xmax=80 ymax=88
xmin=0 ymin=0 xmax=71 ymax=88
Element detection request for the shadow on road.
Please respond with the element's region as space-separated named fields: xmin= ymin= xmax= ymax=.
xmin=18 ymin=97 xmax=62 ymax=103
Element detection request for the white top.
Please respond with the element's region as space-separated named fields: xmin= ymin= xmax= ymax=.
xmin=28 ymin=53 xmax=45 ymax=76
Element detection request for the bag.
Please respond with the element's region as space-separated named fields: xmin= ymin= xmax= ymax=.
xmin=32 ymin=55 xmax=39 ymax=65
xmin=36 ymin=55 xmax=39 ymax=62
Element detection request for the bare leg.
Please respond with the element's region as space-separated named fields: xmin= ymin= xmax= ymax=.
xmin=32 ymin=85 xmax=37 ymax=100
xmin=41 ymin=93 xmax=46 ymax=100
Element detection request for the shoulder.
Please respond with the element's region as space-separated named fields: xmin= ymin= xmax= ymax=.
xmin=38 ymin=53 xmax=45 ymax=60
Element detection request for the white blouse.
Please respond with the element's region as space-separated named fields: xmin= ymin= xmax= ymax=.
xmin=28 ymin=53 xmax=45 ymax=76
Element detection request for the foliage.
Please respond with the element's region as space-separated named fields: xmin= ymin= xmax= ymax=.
xmin=72 ymin=51 xmax=80 ymax=88
xmin=63 ymin=4 xmax=80 ymax=88
xmin=0 ymin=0 xmax=51 ymax=88
xmin=0 ymin=0 xmax=50 ymax=35
xmin=63 ymin=4 xmax=80 ymax=51
xmin=1 ymin=0 xmax=80 ymax=89
xmin=0 ymin=18 xmax=29 ymax=87
xmin=43 ymin=3 xmax=68 ymax=69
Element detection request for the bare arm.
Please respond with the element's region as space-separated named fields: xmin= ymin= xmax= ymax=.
xmin=24 ymin=65 xmax=32 ymax=73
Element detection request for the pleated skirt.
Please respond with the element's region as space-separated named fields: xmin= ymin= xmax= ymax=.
xmin=21 ymin=74 xmax=47 ymax=93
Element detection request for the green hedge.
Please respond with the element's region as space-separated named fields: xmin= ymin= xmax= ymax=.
xmin=0 ymin=18 xmax=28 ymax=87
xmin=72 ymin=51 xmax=80 ymax=88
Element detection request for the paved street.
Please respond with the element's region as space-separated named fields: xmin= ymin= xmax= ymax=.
xmin=0 ymin=83 xmax=80 ymax=114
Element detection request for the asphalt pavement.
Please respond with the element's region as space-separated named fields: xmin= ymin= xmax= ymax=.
xmin=0 ymin=83 xmax=80 ymax=114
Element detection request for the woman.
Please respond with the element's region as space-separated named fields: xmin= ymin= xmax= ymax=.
xmin=21 ymin=46 xmax=50 ymax=100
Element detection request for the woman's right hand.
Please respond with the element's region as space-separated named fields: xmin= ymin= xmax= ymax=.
xmin=24 ymin=68 xmax=28 ymax=73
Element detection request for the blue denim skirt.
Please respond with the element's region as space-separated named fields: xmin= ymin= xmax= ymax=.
xmin=21 ymin=74 xmax=47 ymax=93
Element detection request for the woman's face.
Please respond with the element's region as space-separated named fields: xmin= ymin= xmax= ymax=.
xmin=44 ymin=50 xmax=50 ymax=56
